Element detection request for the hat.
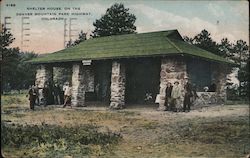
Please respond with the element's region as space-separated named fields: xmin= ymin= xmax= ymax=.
xmin=174 ymin=81 xmax=179 ymax=84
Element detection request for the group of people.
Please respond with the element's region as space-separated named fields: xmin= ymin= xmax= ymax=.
xmin=160 ymin=76 xmax=197 ymax=112
xmin=28 ymin=81 xmax=72 ymax=110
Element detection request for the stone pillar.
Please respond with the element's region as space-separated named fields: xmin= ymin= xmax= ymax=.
xmin=158 ymin=58 xmax=187 ymax=110
xmin=35 ymin=65 xmax=53 ymax=103
xmin=71 ymin=63 xmax=85 ymax=107
xmin=110 ymin=61 xmax=126 ymax=109
xmin=212 ymin=64 xmax=230 ymax=104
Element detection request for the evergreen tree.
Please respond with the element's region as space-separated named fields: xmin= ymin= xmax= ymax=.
xmin=184 ymin=29 xmax=249 ymax=100
xmin=66 ymin=30 xmax=86 ymax=48
xmin=66 ymin=39 xmax=73 ymax=48
xmin=92 ymin=3 xmax=136 ymax=37
xmin=1 ymin=26 xmax=18 ymax=92
xmin=183 ymin=36 xmax=193 ymax=44
xmin=231 ymin=40 xmax=249 ymax=98
xmin=74 ymin=30 xmax=86 ymax=45
xmin=218 ymin=38 xmax=233 ymax=58
xmin=238 ymin=59 xmax=249 ymax=100
xmin=192 ymin=29 xmax=219 ymax=55
xmin=1 ymin=26 xmax=37 ymax=92
xmin=231 ymin=40 xmax=249 ymax=66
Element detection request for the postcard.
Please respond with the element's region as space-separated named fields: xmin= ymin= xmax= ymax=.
xmin=1 ymin=0 xmax=249 ymax=157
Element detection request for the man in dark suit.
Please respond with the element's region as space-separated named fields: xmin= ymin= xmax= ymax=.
xmin=28 ymin=85 xmax=37 ymax=110
xmin=164 ymin=82 xmax=173 ymax=111
xmin=183 ymin=76 xmax=193 ymax=112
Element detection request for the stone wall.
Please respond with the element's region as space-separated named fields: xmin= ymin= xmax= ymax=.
xmin=193 ymin=92 xmax=217 ymax=106
xmin=35 ymin=65 xmax=53 ymax=88
xmin=211 ymin=64 xmax=230 ymax=104
xmin=71 ymin=63 xmax=95 ymax=106
xmin=158 ymin=58 xmax=187 ymax=110
xmin=192 ymin=63 xmax=231 ymax=106
xmin=71 ymin=63 xmax=86 ymax=107
xmin=35 ymin=65 xmax=52 ymax=103
xmin=110 ymin=61 xmax=126 ymax=109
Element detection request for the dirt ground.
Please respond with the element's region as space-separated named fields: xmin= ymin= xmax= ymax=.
xmin=1 ymin=101 xmax=250 ymax=157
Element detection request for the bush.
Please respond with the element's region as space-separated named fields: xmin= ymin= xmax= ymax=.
xmin=1 ymin=123 xmax=121 ymax=156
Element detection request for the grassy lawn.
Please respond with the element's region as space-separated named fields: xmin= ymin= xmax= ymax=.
xmin=1 ymin=94 xmax=249 ymax=157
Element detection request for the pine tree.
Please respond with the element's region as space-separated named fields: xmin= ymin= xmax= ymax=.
xmin=92 ymin=3 xmax=136 ymax=37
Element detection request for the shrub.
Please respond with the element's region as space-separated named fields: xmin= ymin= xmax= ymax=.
xmin=1 ymin=123 xmax=121 ymax=156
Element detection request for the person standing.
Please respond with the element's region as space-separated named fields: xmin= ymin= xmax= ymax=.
xmin=34 ymin=83 xmax=40 ymax=106
xmin=63 ymin=82 xmax=72 ymax=108
xmin=164 ymin=82 xmax=173 ymax=111
xmin=53 ymin=83 xmax=61 ymax=105
xmin=28 ymin=85 xmax=36 ymax=110
xmin=183 ymin=76 xmax=193 ymax=112
xmin=42 ymin=84 xmax=49 ymax=106
xmin=48 ymin=81 xmax=54 ymax=105
xmin=171 ymin=81 xmax=182 ymax=112
xmin=63 ymin=82 xmax=69 ymax=102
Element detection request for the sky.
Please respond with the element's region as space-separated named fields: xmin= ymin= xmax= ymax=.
xmin=0 ymin=0 xmax=249 ymax=54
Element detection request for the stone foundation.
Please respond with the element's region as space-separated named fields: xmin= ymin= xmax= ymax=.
xmin=71 ymin=63 xmax=86 ymax=107
xmin=110 ymin=61 xmax=126 ymax=109
xmin=158 ymin=58 xmax=187 ymax=110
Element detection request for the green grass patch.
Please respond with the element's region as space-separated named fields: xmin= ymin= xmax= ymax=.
xmin=116 ymin=111 xmax=139 ymax=116
xmin=225 ymin=100 xmax=250 ymax=105
xmin=1 ymin=123 xmax=122 ymax=157
xmin=2 ymin=93 xmax=28 ymax=106
xmin=160 ymin=117 xmax=250 ymax=157
xmin=141 ymin=121 xmax=159 ymax=130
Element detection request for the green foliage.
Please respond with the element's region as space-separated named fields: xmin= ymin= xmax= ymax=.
xmin=192 ymin=30 xmax=219 ymax=55
xmin=183 ymin=29 xmax=249 ymax=64
xmin=66 ymin=30 xmax=87 ymax=48
xmin=92 ymin=3 xmax=136 ymax=37
xmin=1 ymin=94 xmax=26 ymax=105
xmin=2 ymin=47 xmax=20 ymax=91
xmin=238 ymin=59 xmax=250 ymax=99
xmin=1 ymin=123 xmax=121 ymax=156
xmin=0 ymin=25 xmax=15 ymax=48
xmin=73 ymin=30 xmax=87 ymax=45
xmin=1 ymin=26 xmax=38 ymax=92
xmin=184 ymin=29 xmax=249 ymax=100
xmin=141 ymin=121 xmax=159 ymax=130
xmin=1 ymin=93 xmax=28 ymax=110
xmin=160 ymin=118 xmax=249 ymax=156
xmin=218 ymin=38 xmax=233 ymax=58
xmin=231 ymin=40 xmax=249 ymax=65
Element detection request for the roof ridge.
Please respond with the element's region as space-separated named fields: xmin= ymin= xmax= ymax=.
xmin=88 ymin=29 xmax=178 ymax=41
xmin=166 ymin=37 xmax=183 ymax=53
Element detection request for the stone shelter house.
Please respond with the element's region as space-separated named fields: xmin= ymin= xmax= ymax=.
xmin=29 ymin=30 xmax=234 ymax=109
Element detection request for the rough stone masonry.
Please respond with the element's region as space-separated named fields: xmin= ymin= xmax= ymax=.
xmin=110 ymin=61 xmax=126 ymax=109
xmin=71 ymin=63 xmax=94 ymax=107
xmin=158 ymin=57 xmax=187 ymax=110
xmin=35 ymin=65 xmax=52 ymax=103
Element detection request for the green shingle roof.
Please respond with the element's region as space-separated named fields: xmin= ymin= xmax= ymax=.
xmin=29 ymin=29 xmax=233 ymax=65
